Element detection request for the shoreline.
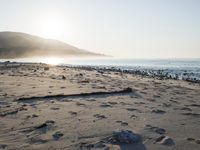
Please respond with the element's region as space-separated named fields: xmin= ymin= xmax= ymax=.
xmin=1 ymin=61 xmax=200 ymax=84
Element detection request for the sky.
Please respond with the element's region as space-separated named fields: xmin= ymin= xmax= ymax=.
xmin=0 ymin=0 xmax=200 ymax=58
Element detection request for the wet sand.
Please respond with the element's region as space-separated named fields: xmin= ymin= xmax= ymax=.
xmin=0 ymin=62 xmax=200 ymax=150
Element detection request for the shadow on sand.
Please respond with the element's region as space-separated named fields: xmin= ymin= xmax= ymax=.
xmin=119 ymin=142 xmax=147 ymax=150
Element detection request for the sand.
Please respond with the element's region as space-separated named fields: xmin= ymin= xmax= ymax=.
xmin=0 ymin=62 xmax=200 ymax=150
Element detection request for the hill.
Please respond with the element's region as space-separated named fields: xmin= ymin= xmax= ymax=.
xmin=0 ymin=31 xmax=103 ymax=58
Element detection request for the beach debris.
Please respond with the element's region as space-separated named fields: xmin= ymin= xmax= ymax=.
xmin=16 ymin=87 xmax=133 ymax=102
xmin=52 ymin=131 xmax=64 ymax=140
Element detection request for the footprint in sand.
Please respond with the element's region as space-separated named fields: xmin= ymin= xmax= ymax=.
xmin=145 ymin=124 xmax=166 ymax=134
xmin=50 ymin=107 xmax=60 ymax=110
xmin=86 ymin=98 xmax=96 ymax=102
xmin=68 ymin=111 xmax=78 ymax=116
xmin=174 ymin=107 xmax=192 ymax=111
xmin=116 ymin=121 xmax=128 ymax=126
xmin=162 ymin=103 xmax=171 ymax=107
xmin=29 ymin=137 xmax=47 ymax=144
xmin=190 ymin=104 xmax=200 ymax=107
xmin=130 ymin=114 xmax=138 ymax=119
xmin=93 ymin=114 xmax=107 ymax=120
xmin=126 ymin=108 xmax=142 ymax=113
xmin=76 ymin=102 xmax=86 ymax=106
xmin=99 ymin=103 xmax=112 ymax=108
xmin=182 ymin=112 xmax=200 ymax=117
xmin=151 ymin=109 xmax=166 ymax=114
xmin=107 ymin=101 xmax=118 ymax=105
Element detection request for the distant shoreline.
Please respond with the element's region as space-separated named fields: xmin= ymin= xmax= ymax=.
xmin=1 ymin=60 xmax=200 ymax=84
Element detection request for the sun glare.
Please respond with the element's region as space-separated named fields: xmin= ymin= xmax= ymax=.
xmin=36 ymin=14 xmax=67 ymax=39
xmin=42 ymin=57 xmax=62 ymax=65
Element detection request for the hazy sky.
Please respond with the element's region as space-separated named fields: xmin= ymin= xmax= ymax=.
xmin=0 ymin=0 xmax=200 ymax=58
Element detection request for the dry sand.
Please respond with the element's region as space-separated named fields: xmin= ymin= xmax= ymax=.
xmin=0 ymin=62 xmax=200 ymax=150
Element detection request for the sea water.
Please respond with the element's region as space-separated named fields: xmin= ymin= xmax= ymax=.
xmin=65 ymin=58 xmax=200 ymax=81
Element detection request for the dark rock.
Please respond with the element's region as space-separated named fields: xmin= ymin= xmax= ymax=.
xmin=52 ymin=131 xmax=64 ymax=140
xmin=186 ymin=137 xmax=195 ymax=141
xmin=0 ymin=144 xmax=7 ymax=149
xmin=62 ymin=75 xmax=66 ymax=80
xmin=196 ymin=139 xmax=200 ymax=144
xmin=156 ymin=136 xmax=175 ymax=146
xmin=105 ymin=130 xmax=141 ymax=144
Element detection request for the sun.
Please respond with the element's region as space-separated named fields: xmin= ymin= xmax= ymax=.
xmin=36 ymin=14 xmax=66 ymax=39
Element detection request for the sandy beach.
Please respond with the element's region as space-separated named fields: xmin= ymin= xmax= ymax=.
xmin=0 ymin=62 xmax=200 ymax=150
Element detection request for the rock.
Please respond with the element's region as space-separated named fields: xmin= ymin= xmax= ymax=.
xmin=106 ymin=130 xmax=141 ymax=144
xmin=0 ymin=144 xmax=7 ymax=149
xmin=156 ymin=136 xmax=175 ymax=146
xmin=62 ymin=75 xmax=66 ymax=80
xmin=52 ymin=131 xmax=64 ymax=140
xmin=186 ymin=137 xmax=195 ymax=141
xmin=196 ymin=139 xmax=200 ymax=144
